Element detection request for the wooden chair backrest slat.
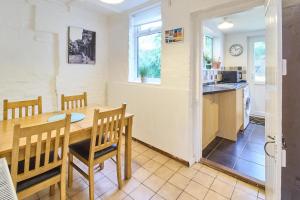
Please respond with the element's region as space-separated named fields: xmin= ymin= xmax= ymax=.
xmin=61 ymin=92 xmax=87 ymax=111
xmin=3 ymin=97 xmax=42 ymax=120
xmin=89 ymin=104 xmax=126 ymax=162
xmin=11 ymin=115 xmax=71 ymax=188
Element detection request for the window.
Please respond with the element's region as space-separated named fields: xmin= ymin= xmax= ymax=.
xmin=130 ymin=6 xmax=162 ymax=82
xmin=204 ymin=36 xmax=213 ymax=69
xmin=253 ymin=41 xmax=266 ymax=83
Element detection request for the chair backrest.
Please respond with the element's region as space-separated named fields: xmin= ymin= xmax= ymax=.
xmin=10 ymin=114 xmax=71 ymax=188
xmin=3 ymin=97 xmax=42 ymax=120
xmin=89 ymin=104 xmax=126 ymax=162
xmin=61 ymin=92 xmax=87 ymax=111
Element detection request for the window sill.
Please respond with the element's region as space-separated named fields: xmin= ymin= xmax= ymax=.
xmin=128 ymin=78 xmax=161 ymax=85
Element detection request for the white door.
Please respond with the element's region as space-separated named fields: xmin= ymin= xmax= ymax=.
xmin=264 ymin=0 xmax=282 ymax=199
xmin=248 ymin=36 xmax=266 ymax=117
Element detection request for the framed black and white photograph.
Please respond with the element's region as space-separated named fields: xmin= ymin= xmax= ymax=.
xmin=68 ymin=26 xmax=96 ymax=64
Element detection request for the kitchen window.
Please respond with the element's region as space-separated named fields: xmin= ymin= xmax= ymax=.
xmin=204 ymin=36 xmax=214 ymax=69
xmin=253 ymin=41 xmax=266 ymax=83
xmin=129 ymin=5 xmax=162 ymax=83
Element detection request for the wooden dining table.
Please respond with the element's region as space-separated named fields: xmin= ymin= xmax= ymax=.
xmin=0 ymin=106 xmax=134 ymax=180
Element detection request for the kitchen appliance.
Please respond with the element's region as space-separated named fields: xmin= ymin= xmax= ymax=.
xmin=221 ymin=71 xmax=243 ymax=83
xmin=243 ymin=85 xmax=251 ymax=129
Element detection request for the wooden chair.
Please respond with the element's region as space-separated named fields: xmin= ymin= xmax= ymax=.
xmin=11 ymin=114 xmax=71 ymax=200
xmin=3 ymin=96 xmax=42 ymax=120
xmin=68 ymin=104 xmax=126 ymax=200
xmin=61 ymin=92 xmax=87 ymax=110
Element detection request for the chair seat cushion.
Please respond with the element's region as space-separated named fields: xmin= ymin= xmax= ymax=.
xmin=69 ymin=139 xmax=117 ymax=160
xmin=10 ymin=151 xmax=61 ymax=192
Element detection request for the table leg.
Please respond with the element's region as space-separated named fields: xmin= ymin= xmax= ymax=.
xmin=125 ymin=116 xmax=132 ymax=179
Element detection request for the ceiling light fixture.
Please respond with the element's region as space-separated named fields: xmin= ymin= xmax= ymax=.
xmin=218 ymin=18 xmax=234 ymax=30
xmin=100 ymin=0 xmax=124 ymax=4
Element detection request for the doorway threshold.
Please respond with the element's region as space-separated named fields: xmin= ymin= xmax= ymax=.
xmin=201 ymin=158 xmax=265 ymax=189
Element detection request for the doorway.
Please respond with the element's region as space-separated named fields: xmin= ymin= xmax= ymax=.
xmin=200 ymin=6 xmax=267 ymax=183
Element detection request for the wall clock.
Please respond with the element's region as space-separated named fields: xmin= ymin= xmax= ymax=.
xmin=229 ymin=44 xmax=243 ymax=57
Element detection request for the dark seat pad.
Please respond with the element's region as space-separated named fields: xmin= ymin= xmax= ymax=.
xmin=10 ymin=152 xmax=61 ymax=192
xmin=69 ymin=139 xmax=117 ymax=160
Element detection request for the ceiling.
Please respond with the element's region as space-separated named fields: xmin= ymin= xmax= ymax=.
xmin=65 ymin=0 xmax=151 ymax=14
xmin=204 ymin=6 xmax=265 ymax=34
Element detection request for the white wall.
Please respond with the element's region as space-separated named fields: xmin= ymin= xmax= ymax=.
xmin=224 ymin=30 xmax=265 ymax=69
xmin=107 ymin=0 xmax=264 ymax=164
xmin=0 ymin=0 xmax=109 ymax=119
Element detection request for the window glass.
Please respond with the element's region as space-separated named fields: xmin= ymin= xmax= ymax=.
xmin=253 ymin=41 xmax=266 ymax=83
xmin=137 ymin=32 xmax=161 ymax=78
xmin=204 ymin=36 xmax=213 ymax=69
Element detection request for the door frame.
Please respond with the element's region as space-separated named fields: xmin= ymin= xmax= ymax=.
xmin=190 ymin=0 xmax=265 ymax=162
xmin=248 ymin=36 xmax=266 ymax=117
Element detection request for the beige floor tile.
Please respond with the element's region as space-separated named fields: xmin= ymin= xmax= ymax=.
xmin=158 ymin=182 xmax=182 ymax=200
xmin=258 ymin=189 xmax=265 ymax=199
xmin=192 ymin=171 xmax=214 ymax=188
xmin=210 ymin=179 xmax=234 ymax=198
xmin=200 ymin=166 xmax=219 ymax=178
xmin=123 ymin=196 xmax=134 ymax=200
xmin=184 ymin=181 xmax=208 ymax=200
xmin=177 ymin=192 xmax=197 ymax=200
xmin=70 ymin=187 xmax=99 ymax=200
xmin=191 ymin=163 xmax=204 ymax=171
xmin=130 ymin=184 xmax=155 ymax=200
xmin=122 ymin=178 xmax=141 ymax=194
xmin=155 ymin=166 xmax=176 ymax=181
xmin=133 ymin=167 xmax=151 ymax=182
xmin=143 ymin=160 xmax=162 ymax=173
xmin=235 ymin=181 xmax=259 ymax=196
xmin=151 ymin=194 xmax=165 ymax=200
xmin=216 ymin=172 xmax=237 ymax=186
xmin=94 ymin=176 xmax=116 ymax=197
xmin=231 ymin=188 xmax=257 ymax=200
xmin=168 ymin=173 xmax=190 ymax=190
xmin=153 ymin=154 xmax=170 ymax=164
xmin=144 ymin=174 xmax=166 ymax=192
xmin=134 ymin=154 xmax=151 ymax=166
xmin=164 ymin=160 xmax=184 ymax=171
xmin=178 ymin=166 xmax=198 ymax=179
xmin=143 ymin=149 xmax=159 ymax=159
xmin=100 ymin=186 xmax=127 ymax=200
xmin=67 ymin=177 xmax=89 ymax=198
xmin=133 ymin=144 xmax=149 ymax=153
xmin=105 ymin=170 xmax=125 ymax=185
xmin=204 ymin=190 xmax=228 ymax=200
xmin=132 ymin=150 xmax=140 ymax=158
xmin=100 ymin=160 xmax=117 ymax=175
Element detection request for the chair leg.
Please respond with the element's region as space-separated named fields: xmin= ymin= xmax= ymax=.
xmin=99 ymin=162 xmax=104 ymax=170
xmin=60 ymin=180 xmax=66 ymax=200
xmin=116 ymin=153 xmax=123 ymax=189
xmin=88 ymin=167 xmax=94 ymax=200
xmin=68 ymin=153 xmax=73 ymax=188
xmin=50 ymin=185 xmax=55 ymax=196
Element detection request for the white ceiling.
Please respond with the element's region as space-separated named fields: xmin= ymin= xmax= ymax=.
xmin=204 ymin=6 xmax=265 ymax=34
xmin=65 ymin=0 xmax=151 ymax=14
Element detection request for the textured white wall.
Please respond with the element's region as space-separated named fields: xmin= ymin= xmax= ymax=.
xmin=0 ymin=0 xmax=109 ymax=119
xmin=107 ymin=0 xmax=263 ymax=164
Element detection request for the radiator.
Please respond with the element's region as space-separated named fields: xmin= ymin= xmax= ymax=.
xmin=0 ymin=158 xmax=18 ymax=200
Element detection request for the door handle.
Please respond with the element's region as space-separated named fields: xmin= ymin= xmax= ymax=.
xmin=264 ymin=140 xmax=275 ymax=158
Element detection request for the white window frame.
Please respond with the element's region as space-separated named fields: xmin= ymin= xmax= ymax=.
xmin=129 ymin=5 xmax=162 ymax=84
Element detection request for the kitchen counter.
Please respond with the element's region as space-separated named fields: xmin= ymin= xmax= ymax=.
xmin=203 ymin=82 xmax=248 ymax=95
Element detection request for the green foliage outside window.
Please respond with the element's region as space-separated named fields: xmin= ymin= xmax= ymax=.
xmin=138 ymin=33 xmax=161 ymax=78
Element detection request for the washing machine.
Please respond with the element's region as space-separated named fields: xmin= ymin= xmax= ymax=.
xmin=243 ymin=85 xmax=251 ymax=129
